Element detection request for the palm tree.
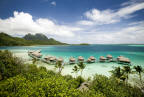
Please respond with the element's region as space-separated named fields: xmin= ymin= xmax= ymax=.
xmin=110 ymin=67 xmax=124 ymax=83
xmin=123 ymin=66 xmax=131 ymax=84
xmin=120 ymin=74 xmax=127 ymax=84
xmin=32 ymin=57 xmax=37 ymax=64
xmin=78 ymin=62 xmax=86 ymax=76
xmin=55 ymin=61 xmax=64 ymax=74
xmin=134 ymin=65 xmax=143 ymax=83
xmin=72 ymin=65 xmax=79 ymax=78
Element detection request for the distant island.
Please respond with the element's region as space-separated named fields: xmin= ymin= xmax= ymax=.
xmin=79 ymin=43 xmax=90 ymax=45
xmin=0 ymin=32 xmax=67 ymax=46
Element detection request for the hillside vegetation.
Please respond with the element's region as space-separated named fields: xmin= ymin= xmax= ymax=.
xmin=0 ymin=32 xmax=66 ymax=46
xmin=0 ymin=50 xmax=143 ymax=97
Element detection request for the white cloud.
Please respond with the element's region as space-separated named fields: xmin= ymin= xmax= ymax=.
xmin=0 ymin=11 xmax=82 ymax=37
xmin=79 ymin=2 xmax=144 ymax=25
xmin=0 ymin=1 xmax=144 ymax=44
xmin=77 ymin=20 xmax=94 ymax=26
xmin=51 ymin=1 xmax=56 ymax=6
xmin=75 ymin=21 xmax=144 ymax=44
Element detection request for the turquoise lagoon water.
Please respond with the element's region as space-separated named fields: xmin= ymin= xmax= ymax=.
xmin=0 ymin=44 xmax=144 ymax=78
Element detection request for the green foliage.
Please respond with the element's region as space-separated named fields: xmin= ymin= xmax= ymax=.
xmin=55 ymin=61 xmax=64 ymax=73
xmin=134 ymin=65 xmax=143 ymax=82
xmin=122 ymin=66 xmax=131 ymax=83
xmin=90 ymin=74 xmax=143 ymax=97
xmin=74 ymin=76 xmax=85 ymax=87
xmin=0 ymin=50 xmax=24 ymax=80
xmin=0 ymin=32 xmax=66 ymax=46
xmin=111 ymin=67 xmax=123 ymax=79
xmin=0 ymin=50 xmax=143 ymax=97
xmin=72 ymin=65 xmax=79 ymax=77
xmin=0 ymin=66 xmax=81 ymax=97
xmin=32 ymin=57 xmax=37 ymax=64
xmin=77 ymin=62 xmax=86 ymax=76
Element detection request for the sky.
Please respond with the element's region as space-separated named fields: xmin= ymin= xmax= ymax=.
xmin=0 ymin=0 xmax=144 ymax=44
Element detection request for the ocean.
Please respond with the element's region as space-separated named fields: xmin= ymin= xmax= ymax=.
xmin=0 ymin=44 xmax=144 ymax=78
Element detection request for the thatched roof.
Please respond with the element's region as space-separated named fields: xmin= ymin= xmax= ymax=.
xmin=69 ymin=57 xmax=75 ymax=62
xmin=117 ymin=56 xmax=124 ymax=60
xmin=78 ymin=56 xmax=84 ymax=61
xmin=28 ymin=50 xmax=35 ymax=53
xmin=32 ymin=52 xmax=42 ymax=57
xmin=87 ymin=58 xmax=91 ymax=61
xmin=106 ymin=54 xmax=113 ymax=59
xmin=34 ymin=50 xmax=41 ymax=53
xmin=49 ymin=56 xmax=56 ymax=61
xmin=44 ymin=56 xmax=51 ymax=60
xmin=100 ymin=56 xmax=106 ymax=60
xmin=57 ymin=57 xmax=63 ymax=62
xmin=119 ymin=58 xmax=130 ymax=63
xmin=89 ymin=56 xmax=96 ymax=60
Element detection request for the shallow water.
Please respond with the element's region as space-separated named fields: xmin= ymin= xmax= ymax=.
xmin=0 ymin=44 xmax=144 ymax=78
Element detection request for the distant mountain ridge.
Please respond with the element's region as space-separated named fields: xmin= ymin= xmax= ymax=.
xmin=0 ymin=32 xmax=67 ymax=46
xmin=23 ymin=33 xmax=48 ymax=41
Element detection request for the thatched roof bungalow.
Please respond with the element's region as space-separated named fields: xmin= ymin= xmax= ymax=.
xmin=69 ymin=57 xmax=76 ymax=64
xmin=49 ymin=56 xmax=57 ymax=62
xmin=89 ymin=56 xmax=96 ymax=61
xmin=32 ymin=52 xmax=42 ymax=58
xmin=106 ymin=54 xmax=113 ymax=59
xmin=57 ymin=57 xmax=64 ymax=62
xmin=118 ymin=57 xmax=131 ymax=63
xmin=78 ymin=56 xmax=84 ymax=62
xmin=99 ymin=56 xmax=106 ymax=62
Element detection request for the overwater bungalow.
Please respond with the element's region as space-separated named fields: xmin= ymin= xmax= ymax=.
xmin=42 ymin=55 xmax=52 ymax=63
xmin=34 ymin=50 xmax=41 ymax=53
xmin=57 ymin=57 xmax=64 ymax=62
xmin=78 ymin=56 xmax=84 ymax=62
xmin=87 ymin=56 xmax=96 ymax=63
xmin=28 ymin=50 xmax=34 ymax=54
xmin=106 ymin=54 xmax=113 ymax=59
xmin=28 ymin=50 xmax=42 ymax=57
xmin=117 ymin=56 xmax=124 ymax=61
xmin=31 ymin=52 xmax=42 ymax=58
xmin=117 ymin=57 xmax=131 ymax=64
xmin=99 ymin=56 xmax=106 ymax=62
xmin=49 ymin=56 xmax=57 ymax=62
xmin=87 ymin=58 xmax=91 ymax=63
xmin=90 ymin=56 xmax=96 ymax=62
xmin=106 ymin=54 xmax=115 ymax=62
xmin=69 ymin=57 xmax=76 ymax=64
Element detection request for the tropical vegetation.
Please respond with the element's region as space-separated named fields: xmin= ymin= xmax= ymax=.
xmin=0 ymin=50 xmax=144 ymax=97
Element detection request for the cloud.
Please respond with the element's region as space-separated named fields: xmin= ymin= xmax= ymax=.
xmin=0 ymin=0 xmax=144 ymax=44
xmin=77 ymin=20 xmax=94 ymax=26
xmin=51 ymin=1 xmax=56 ymax=6
xmin=78 ymin=2 xmax=144 ymax=25
xmin=75 ymin=21 xmax=144 ymax=44
xmin=0 ymin=11 xmax=82 ymax=37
